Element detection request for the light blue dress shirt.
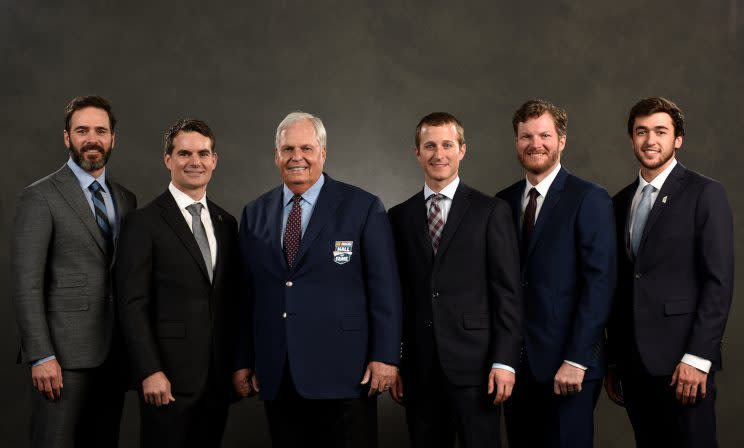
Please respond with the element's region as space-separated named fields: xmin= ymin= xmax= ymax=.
xmin=280 ymin=174 xmax=325 ymax=245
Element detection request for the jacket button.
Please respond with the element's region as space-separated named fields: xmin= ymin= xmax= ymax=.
xmin=282 ymin=312 xmax=287 ymax=318
xmin=286 ymin=281 xmax=293 ymax=287
xmin=431 ymin=292 xmax=439 ymax=298
xmin=635 ymin=273 xmax=642 ymax=279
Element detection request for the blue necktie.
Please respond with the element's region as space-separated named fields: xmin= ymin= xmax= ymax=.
xmin=631 ymin=184 xmax=655 ymax=256
xmin=88 ymin=180 xmax=113 ymax=254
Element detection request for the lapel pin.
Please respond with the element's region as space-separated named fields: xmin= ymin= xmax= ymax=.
xmin=662 ymin=196 xmax=668 ymax=204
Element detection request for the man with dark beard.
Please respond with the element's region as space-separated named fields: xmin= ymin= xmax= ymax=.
xmin=496 ymin=100 xmax=615 ymax=447
xmin=604 ymin=97 xmax=733 ymax=447
xmin=11 ymin=96 xmax=136 ymax=447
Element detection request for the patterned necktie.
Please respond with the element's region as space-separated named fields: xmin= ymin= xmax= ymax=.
xmin=631 ymin=184 xmax=655 ymax=257
xmin=522 ymin=187 xmax=540 ymax=247
xmin=283 ymin=195 xmax=302 ymax=269
xmin=186 ymin=203 xmax=213 ymax=282
xmin=88 ymin=180 xmax=113 ymax=254
xmin=427 ymin=194 xmax=444 ymax=254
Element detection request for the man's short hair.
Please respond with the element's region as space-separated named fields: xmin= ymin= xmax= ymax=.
xmin=627 ymin=97 xmax=685 ymax=137
xmin=512 ymin=100 xmax=568 ymax=137
xmin=163 ymin=119 xmax=216 ymax=155
xmin=64 ymin=96 xmax=116 ymax=132
xmin=275 ymin=112 xmax=327 ymax=148
xmin=414 ymin=112 xmax=465 ymax=148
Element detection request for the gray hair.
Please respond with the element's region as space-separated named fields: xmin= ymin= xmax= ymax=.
xmin=275 ymin=111 xmax=327 ymax=148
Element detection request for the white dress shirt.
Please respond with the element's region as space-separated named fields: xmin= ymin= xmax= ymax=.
xmin=168 ymin=183 xmax=218 ymax=270
xmin=628 ymin=159 xmax=711 ymax=373
xmin=520 ymin=164 xmax=587 ymax=371
xmin=424 ymin=177 xmax=515 ymax=374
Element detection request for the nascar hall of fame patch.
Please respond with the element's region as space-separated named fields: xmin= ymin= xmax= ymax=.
xmin=333 ymin=241 xmax=353 ymax=265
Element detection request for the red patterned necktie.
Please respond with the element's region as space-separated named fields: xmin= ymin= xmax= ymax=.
xmin=283 ymin=195 xmax=302 ymax=268
xmin=427 ymin=194 xmax=444 ymax=253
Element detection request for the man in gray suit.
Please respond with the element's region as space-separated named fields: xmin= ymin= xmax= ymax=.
xmin=11 ymin=96 xmax=136 ymax=447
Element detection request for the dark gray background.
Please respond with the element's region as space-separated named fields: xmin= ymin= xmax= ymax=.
xmin=2 ymin=0 xmax=742 ymax=446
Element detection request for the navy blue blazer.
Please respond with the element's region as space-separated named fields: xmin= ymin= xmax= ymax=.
xmin=496 ymin=167 xmax=616 ymax=383
xmin=236 ymin=174 xmax=403 ymax=400
xmin=608 ymin=163 xmax=734 ymax=375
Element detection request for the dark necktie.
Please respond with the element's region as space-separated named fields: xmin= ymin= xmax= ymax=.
xmin=631 ymin=184 xmax=655 ymax=257
xmin=522 ymin=187 xmax=539 ymax=246
xmin=283 ymin=195 xmax=302 ymax=269
xmin=186 ymin=203 xmax=213 ymax=282
xmin=427 ymin=194 xmax=444 ymax=254
xmin=88 ymin=180 xmax=113 ymax=254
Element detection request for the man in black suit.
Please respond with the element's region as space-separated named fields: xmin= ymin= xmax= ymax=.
xmin=605 ymin=97 xmax=734 ymax=447
xmin=388 ymin=112 xmax=522 ymax=448
xmin=115 ymin=119 xmax=238 ymax=447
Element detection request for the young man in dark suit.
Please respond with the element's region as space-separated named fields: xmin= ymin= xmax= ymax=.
xmin=12 ymin=96 xmax=136 ymax=448
xmin=387 ymin=112 xmax=522 ymax=448
xmin=496 ymin=100 xmax=616 ymax=448
xmin=605 ymin=97 xmax=733 ymax=447
xmin=115 ymin=119 xmax=238 ymax=447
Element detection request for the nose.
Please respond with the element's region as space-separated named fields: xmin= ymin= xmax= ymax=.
xmin=289 ymin=147 xmax=304 ymax=161
xmin=188 ymin=153 xmax=202 ymax=165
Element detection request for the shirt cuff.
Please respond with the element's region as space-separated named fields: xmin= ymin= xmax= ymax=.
xmin=491 ymin=363 xmax=515 ymax=374
xmin=31 ymin=355 xmax=56 ymax=367
xmin=564 ymin=360 xmax=587 ymax=370
xmin=681 ymin=353 xmax=712 ymax=373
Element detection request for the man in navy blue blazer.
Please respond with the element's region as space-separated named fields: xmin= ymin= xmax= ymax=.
xmin=496 ymin=100 xmax=616 ymax=448
xmin=232 ymin=111 xmax=402 ymax=448
xmin=605 ymin=97 xmax=733 ymax=447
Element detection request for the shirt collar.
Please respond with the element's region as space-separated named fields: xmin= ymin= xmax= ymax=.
xmin=423 ymin=177 xmax=460 ymax=201
xmin=168 ymin=182 xmax=208 ymax=211
xmin=525 ymin=163 xmax=561 ymax=199
xmin=67 ymin=157 xmax=107 ymax=192
xmin=283 ymin=173 xmax=325 ymax=206
xmin=638 ymin=159 xmax=677 ymax=191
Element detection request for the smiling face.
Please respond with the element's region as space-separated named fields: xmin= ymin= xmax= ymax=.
xmin=631 ymin=112 xmax=682 ymax=181
xmin=64 ymin=106 xmax=115 ymax=177
xmin=275 ymin=119 xmax=326 ymax=195
xmin=164 ymin=131 xmax=218 ymax=200
xmin=415 ymin=123 xmax=466 ymax=192
xmin=515 ymin=112 xmax=565 ymax=185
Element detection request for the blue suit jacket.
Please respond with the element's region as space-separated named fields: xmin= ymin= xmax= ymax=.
xmin=236 ymin=174 xmax=402 ymax=400
xmin=496 ymin=167 xmax=616 ymax=383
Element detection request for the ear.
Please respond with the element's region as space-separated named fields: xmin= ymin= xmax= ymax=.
xmin=458 ymin=143 xmax=467 ymax=160
xmin=63 ymin=129 xmax=71 ymax=149
xmin=164 ymin=153 xmax=172 ymax=171
xmin=111 ymin=132 xmax=116 ymax=149
xmin=212 ymin=151 xmax=218 ymax=170
xmin=674 ymin=135 xmax=683 ymax=150
xmin=558 ymin=134 xmax=567 ymax=152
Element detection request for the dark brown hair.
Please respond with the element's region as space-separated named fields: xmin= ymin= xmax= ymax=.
xmin=163 ymin=119 xmax=216 ymax=155
xmin=627 ymin=97 xmax=685 ymax=137
xmin=64 ymin=96 xmax=116 ymax=132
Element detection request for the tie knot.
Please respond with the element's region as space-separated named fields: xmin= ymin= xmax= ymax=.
xmin=292 ymin=195 xmax=302 ymax=205
xmin=186 ymin=203 xmax=204 ymax=217
xmin=528 ymin=187 xmax=539 ymax=200
xmin=429 ymin=193 xmax=443 ymax=204
xmin=642 ymin=184 xmax=655 ymax=195
xmin=88 ymin=180 xmax=103 ymax=193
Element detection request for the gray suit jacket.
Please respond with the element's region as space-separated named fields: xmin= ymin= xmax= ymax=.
xmin=11 ymin=163 xmax=136 ymax=368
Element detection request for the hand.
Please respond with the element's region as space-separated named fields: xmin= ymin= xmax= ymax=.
xmin=389 ymin=371 xmax=404 ymax=405
xmin=488 ymin=368 xmax=515 ymax=405
xmin=142 ymin=371 xmax=175 ymax=407
xmin=361 ymin=361 xmax=398 ymax=397
xmin=553 ymin=362 xmax=585 ymax=396
xmin=31 ymin=358 xmax=63 ymax=400
xmin=232 ymin=368 xmax=259 ymax=398
xmin=670 ymin=362 xmax=707 ymax=405
xmin=603 ymin=366 xmax=624 ymax=406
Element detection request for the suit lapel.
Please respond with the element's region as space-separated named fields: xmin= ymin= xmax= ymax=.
xmin=107 ymin=178 xmax=132 ymax=226
xmin=638 ymin=163 xmax=686 ymax=255
xmin=265 ymin=187 xmax=288 ymax=271
xmin=158 ymin=192 xmax=212 ymax=282
xmin=525 ymin=167 xmax=568 ymax=261
xmin=411 ymin=191 xmax=433 ymax=262
xmin=53 ymin=165 xmax=107 ymax=255
xmin=435 ymin=183 xmax=471 ymax=259
xmin=619 ymin=180 xmax=639 ymax=260
xmin=294 ymin=176 xmax=342 ymax=268
xmin=207 ymin=200 xmax=226 ymax=286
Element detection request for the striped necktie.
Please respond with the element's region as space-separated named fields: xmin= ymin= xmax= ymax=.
xmin=427 ymin=194 xmax=444 ymax=254
xmin=88 ymin=180 xmax=113 ymax=254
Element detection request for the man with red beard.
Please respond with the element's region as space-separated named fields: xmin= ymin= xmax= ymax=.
xmin=11 ymin=96 xmax=136 ymax=447
xmin=496 ymin=99 xmax=616 ymax=447
xmin=605 ymin=97 xmax=733 ymax=447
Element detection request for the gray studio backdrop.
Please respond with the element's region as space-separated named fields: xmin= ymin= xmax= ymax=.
xmin=2 ymin=0 xmax=743 ymax=446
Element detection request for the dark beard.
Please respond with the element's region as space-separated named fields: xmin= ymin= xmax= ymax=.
xmin=70 ymin=143 xmax=111 ymax=172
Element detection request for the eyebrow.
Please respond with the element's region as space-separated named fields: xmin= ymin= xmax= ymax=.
xmin=635 ymin=125 xmax=670 ymax=130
